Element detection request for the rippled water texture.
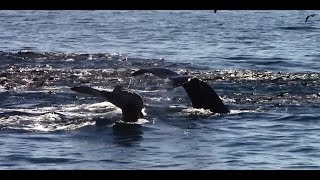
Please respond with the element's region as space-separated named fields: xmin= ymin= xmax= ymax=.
xmin=1 ymin=10 xmax=320 ymax=169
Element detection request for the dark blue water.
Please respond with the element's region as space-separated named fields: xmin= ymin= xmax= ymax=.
xmin=1 ymin=10 xmax=320 ymax=169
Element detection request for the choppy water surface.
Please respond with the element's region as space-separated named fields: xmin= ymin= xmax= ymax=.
xmin=1 ymin=10 xmax=320 ymax=169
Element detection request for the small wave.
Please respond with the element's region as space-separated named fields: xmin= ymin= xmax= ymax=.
xmin=5 ymin=155 xmax=73 ymax=164
xmin=278 ymin=26 xmax=320 ymax=31
xmin=224 ymin=56 xmax=255 ymax=61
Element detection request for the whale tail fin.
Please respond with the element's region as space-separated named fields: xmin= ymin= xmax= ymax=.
xmin=182 ymin=78 xmax=230 ymax=114
xmin=121 ymin=101 xmax=144 ymax=122
xmin=71 ymin=86 xmax=144 ymax=122
xmin=131 ymin=68 xmax=229 ymax=114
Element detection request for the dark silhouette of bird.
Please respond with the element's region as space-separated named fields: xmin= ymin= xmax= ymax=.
xmin=305 ymin=14 xmax=317 ymax=22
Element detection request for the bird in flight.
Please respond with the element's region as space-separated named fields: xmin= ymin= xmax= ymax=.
xmin=305 ymin=14 xmax=317 ymax=22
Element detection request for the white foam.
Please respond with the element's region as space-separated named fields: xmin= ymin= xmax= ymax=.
xmin=0 ymin=111 xmax=96 ymax=132
xmin=87 ymin=101 xmax=116 ymax=108
xmin=136 ymin=89 xmax=166 ymax=93
xmin=221 ymin=97 xmax=237 ymax=103
xmin=141 ymin=108 xmax=147 ymax=116
xmin=169 ymin=104 xmax=188 ymax=109
xmin=116 ymin=118 xmax=149 ymax=125
xmin=229 ymin=109 xmax=257 ymax=114
xmin=148 ymin=97 xmax=169 ymax=102
xmin=181 ymin=107 xmax=214 ymax=116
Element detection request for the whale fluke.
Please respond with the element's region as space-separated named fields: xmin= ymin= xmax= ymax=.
xmin=132 ymin=68 xmax=229 ymax=114
xmin=71 ymin=85 xmax=144 ymax=122
xmin=182 ymin=78 xmax=229 ymax=113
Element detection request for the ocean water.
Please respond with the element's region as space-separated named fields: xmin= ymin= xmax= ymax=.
xmin=1 ymin=10 xmax=320 ymax=169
